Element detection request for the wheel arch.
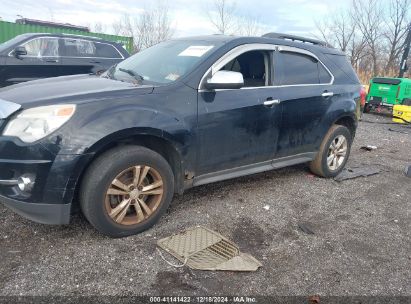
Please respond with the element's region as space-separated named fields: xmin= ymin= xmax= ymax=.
xmin=68 ymin=129 xmax=186 ymax=208
xmin=332 ymin=114 xmax=357 ymax=139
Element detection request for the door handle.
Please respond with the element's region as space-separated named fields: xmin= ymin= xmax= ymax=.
xmin=45 ymin=59 xmax=58 ymax=63
xmin=322 ymin=91 xmax=334 ymax=97
xmin=90 ymin=60 xmax=101 ymax=64
xmin=263 ymin=98 xmax=281 ymax=106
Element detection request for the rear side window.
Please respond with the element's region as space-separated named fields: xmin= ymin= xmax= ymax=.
xmin=63 ymin=39 xmax=96 ymax=57
xmin=325 ymin=54 xmax=359 ymax=83
xmin=318 ymin=63 xmax=332 ymax=83
xmin=95 ymin=42 xmax=122 ymax=58
xmin=22 ymin=37 xmax=59 ymax=57
xmin=279 ymin=52 xmax=319 ymax=85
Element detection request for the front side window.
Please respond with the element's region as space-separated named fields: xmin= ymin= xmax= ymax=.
xmin=110 ymin=40 xmax=221 ymax=85
xmin=63 ymin=39 xmax=96 ymax=57
xmin=279 ymin=51 xmax=320 ymax=85
xmin=220 ymin=50 xmax=270 ymax=87
xmin=22 ymin=37 xmax=59 ymax=57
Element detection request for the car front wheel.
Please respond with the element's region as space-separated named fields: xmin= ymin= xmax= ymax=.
xmin=80 ymin=146 xmax=174 ymax=238
xmin=309 ymin=125 xmax=352 ymax=178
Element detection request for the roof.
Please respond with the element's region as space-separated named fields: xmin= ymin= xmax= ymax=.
xmin=173 ymin=34 xmax=345 ymax=56
xmin=12 ymin=33 xmax=118 ymax=44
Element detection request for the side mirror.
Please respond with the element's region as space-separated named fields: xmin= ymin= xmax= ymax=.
xmin=13 ymin=46 xmax=27 ymax=57
xmin=205 ymin=70 xmax=244 ymax=90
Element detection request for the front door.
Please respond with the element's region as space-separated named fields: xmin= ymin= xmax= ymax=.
xmin=3 ymin=37 xmax=61 ymax=86
xmin=196 ymin=46 xmax=282 ymax=175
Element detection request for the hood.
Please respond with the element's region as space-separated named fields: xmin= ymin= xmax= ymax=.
xmin=0 ymin=99 xmax=21 ymax=119
xmin=0 ymin=74 xmax=154 ymax=109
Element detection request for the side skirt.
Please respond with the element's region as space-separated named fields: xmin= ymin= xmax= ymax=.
xmin=190 ymin=152 xmax=317 ymax=188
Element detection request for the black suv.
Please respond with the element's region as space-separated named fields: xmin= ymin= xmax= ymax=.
xmin=0 ymin=33 xmax=360 ymax=237
xmin=0 ymin=33 xmax=129 ymax=87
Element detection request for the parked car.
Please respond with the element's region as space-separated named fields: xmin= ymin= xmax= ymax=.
xmin=0 ymin=33 xmax=129 ymax=87
xmin=0 ymin=33 xmax=361 ymax=237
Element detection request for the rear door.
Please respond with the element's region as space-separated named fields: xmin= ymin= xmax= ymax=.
xmin=275 ymin=46 xmax=333 ymax=157
xmin=60 ymin=38 xmax=124 ymax=75
xmin=60 ymin=38 xmax=96 ymax=75
xmin=2 ymin=36 xmax=61 ymax=86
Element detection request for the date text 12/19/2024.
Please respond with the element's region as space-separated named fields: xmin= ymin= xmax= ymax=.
xmin=149 ymin=296 xmax=257 ymax=303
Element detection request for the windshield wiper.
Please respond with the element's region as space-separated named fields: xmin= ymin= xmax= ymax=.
xmin=118 ymin=68 xmax=144 ymax=82
xmin=101 ymin=64 xmax=117 ymax=79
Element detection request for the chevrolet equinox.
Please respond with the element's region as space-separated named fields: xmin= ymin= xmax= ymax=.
xmin=0 ymin=33 xmax=361 ymax=237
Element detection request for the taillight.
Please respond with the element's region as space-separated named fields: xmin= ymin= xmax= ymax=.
xmin=396 ymin=86 xmax=401 ymax=99
xmin=360 ymin=87 xmax=366 ymax=106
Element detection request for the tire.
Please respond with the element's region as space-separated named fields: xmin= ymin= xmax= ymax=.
xmin=309 ymin=125 xmax=352 ymax=178
xmin=403 ymin=99 xmax=411 ymax=106
xmin=80 ymin=146 xmax=174 ymax=238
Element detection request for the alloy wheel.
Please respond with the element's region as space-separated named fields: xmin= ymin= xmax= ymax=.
xmin=327 ymin=135 xmax=348 ymax=171
xmin=104 ymin=165 xmax=164 ymax=226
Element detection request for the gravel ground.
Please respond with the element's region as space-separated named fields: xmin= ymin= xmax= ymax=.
xmin=0 ymin=113 xmax=410 ymax=297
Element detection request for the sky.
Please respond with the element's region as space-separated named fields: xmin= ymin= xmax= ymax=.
xmin=0 ymin=0 xmax=353 ymax=39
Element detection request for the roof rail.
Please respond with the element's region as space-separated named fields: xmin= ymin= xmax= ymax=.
xmin=60 ymin=33 xmax=102 ymax=40
xmin=262 ymin=32 xmax=333 ymax=48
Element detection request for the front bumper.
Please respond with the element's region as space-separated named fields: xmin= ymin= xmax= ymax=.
xmin=0 ymin=194 xmax=71 ymax=224
xmin=0 ymin=136 xmax=93 ymax=225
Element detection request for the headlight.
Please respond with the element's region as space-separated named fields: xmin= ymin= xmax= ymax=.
xmin=2 ymin=104 xmax=76 ymax=143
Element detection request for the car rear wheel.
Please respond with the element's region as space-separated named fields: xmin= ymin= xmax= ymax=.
xmin=309 ymin=125 xmax=352 ymax=178
xmin=80 ymin=146 xmax=174 ymax=238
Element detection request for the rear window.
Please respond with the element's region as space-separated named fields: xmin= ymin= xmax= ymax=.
xmin=372 ymin=78 xmax=401 ymax=85
xmin=325 ymin=54 xmax=359 ymax=83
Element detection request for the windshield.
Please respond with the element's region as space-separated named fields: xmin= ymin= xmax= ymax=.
xmin=0 ymin=35 xmax=28 ymax=53
xmin=108 ymin=40 xmax=219 ymax=85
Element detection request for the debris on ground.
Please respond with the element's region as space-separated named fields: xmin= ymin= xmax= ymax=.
xmin=388 ymin=127 xmax=409 ymax=135
xmin=298 ymin=223 xmax=315 ymax=235
xmin=360 ymin=145 xmax=378 ymax=151
xmin=263 ymin=205 xmax=270 ymax=211
xmin=334 ymin=167 xmax=381 ymax=182
xmin=308 ymin=295 xmax=321 ymax=304
xmin=405 ymin=165 xmax=411 ymax=178
xmin=157 ymin=227 xmax=262 ymax=272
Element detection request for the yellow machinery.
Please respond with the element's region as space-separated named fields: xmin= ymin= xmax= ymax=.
xmin=393 ymin=105 xmax=411 ymax=124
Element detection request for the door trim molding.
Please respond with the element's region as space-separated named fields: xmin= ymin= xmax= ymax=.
xmin=191 ymin=152 xmax=317 ymax=187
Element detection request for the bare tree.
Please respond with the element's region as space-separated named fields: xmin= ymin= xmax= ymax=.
xmin=236 ymin=14 xmax=262 ymax=36
xmin=383 ymin=0 xmax=410 ymax=75
xmin=112 ymin=1 xmax=174 ymax=52
xmin=315 ymin=10 xmax=356 ymax=52
xmin=112 ymin=14 xmax=135 ymax=37
xmin=134 ymin=2 xmax=174 ymax=51
xmin=351 ymin=0 xmax=384 ymax=76
xmin=349 ymin=32 xmax=367 ymax=69
xmin=92 ymin=22 xmax=106 ymax=33
xmin=207 ymin=0 xmax=237 ymax=34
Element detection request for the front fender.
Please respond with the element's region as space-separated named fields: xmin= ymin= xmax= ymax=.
xmin=43 ymin=99 xmax=194 ymax=155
